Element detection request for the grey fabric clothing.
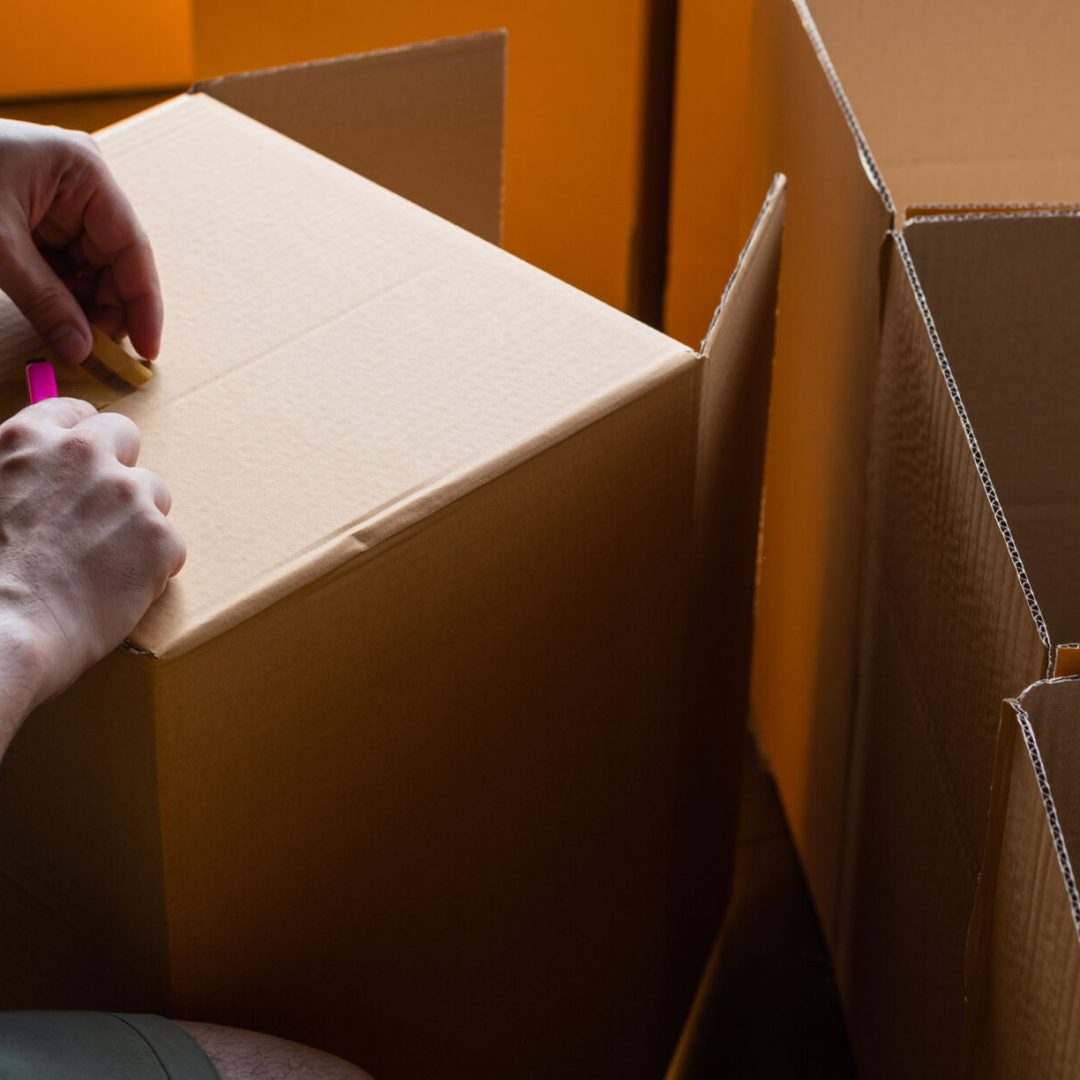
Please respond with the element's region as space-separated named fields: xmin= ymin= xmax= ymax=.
xmin=0 ymin=1011 xmax=220 ymax=1079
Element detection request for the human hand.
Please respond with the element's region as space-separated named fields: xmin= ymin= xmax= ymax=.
xmin=0 ymin=398 xmax=184 ymax=747
xmin=0 ymin=119 xmax=162 ymax=365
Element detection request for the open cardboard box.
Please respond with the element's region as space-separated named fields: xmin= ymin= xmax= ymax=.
xmin=0 ymin=31 xmax=786 ymax=1078
xmin=738 ymin=1 xmax=1080 ymax=1076
xmin=969 ymin=675 xmax=1080 ymax=1080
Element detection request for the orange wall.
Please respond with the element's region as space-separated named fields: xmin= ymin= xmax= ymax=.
xmin=664 ymin=0 xmax=756 ymax=345
xmin=0 ymin=0 xmax=192 ymax=98
xmin=193 ymin=1 xmax=656 ymax=313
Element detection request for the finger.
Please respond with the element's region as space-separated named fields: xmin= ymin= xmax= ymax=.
xmin=82 ymin=173 xmax=162 ymax=360
xmin=77 ymin=411 xmax=141 ymax=466
xmin=154 ymin=516 xmax=187 ymax=580
xmin=0 ymin=223 xmax=92 ymax=363
xmin=17 ymin=396 xmax=97 ymax=429
xmin=128 ymin=467 xmax=172 ymax=515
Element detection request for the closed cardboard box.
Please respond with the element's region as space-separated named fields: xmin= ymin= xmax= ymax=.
xmin=0 ymin=33 xmax=785 ymax=1078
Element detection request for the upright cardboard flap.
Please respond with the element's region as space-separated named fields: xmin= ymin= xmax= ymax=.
xmin=807 ymin=0 xmax=1080 ymax=215
xmin=838 ymin=228 xmax=1048 ymax=1078
xmin=194 ymin=31 xmax=506 ymax=244
xmin=902 ymin=212 xmax=1080 ymax=643
xmin=747 ymin=0 xmax=891 ymax=937
xmin=666 ymin=175 xmax=786 ymax=1075
xmin=967 ymin=679 xmax=1080 ymax=1079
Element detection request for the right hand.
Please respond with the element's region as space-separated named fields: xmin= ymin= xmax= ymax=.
xmin=0 ymin=397 xmax=184 ymax=734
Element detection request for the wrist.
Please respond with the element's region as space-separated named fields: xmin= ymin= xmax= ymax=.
xmin=0 ymin=604 xmax=47 ymax=754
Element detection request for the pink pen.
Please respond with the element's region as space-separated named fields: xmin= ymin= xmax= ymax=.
xmin=25 ymin=359 xmax=58 ymax=404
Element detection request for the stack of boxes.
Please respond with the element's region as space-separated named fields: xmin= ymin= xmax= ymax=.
xmin=3 ymin=1 xmax=1080 ymax=1076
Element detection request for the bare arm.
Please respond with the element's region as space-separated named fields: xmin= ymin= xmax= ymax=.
xmin=175 ymin=1021 xmax=373 ymax=1080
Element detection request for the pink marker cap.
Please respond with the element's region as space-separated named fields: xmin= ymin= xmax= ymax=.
xmin=26 ymin=360 xmax=58 ymax=404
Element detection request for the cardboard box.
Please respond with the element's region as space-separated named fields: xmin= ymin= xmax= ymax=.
xmin=840 ymin=212 xmax=1080 ymax=1076
xmin=192 ymin=0 xmax=675 ymax=317
xmin=726 ymin=2 xmax=1080 ymax=1073
xmin=967 ymin=677 xmax=1080 ymax=1080
xmin=3 ymin=3 xmax=674 ymax=320
xmin=0 ymin=32 xmax=786 ymax=1077
xmin=741 ymin=0 xmax=1080 ymax=934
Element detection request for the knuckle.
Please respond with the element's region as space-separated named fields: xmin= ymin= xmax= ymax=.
xmin=108 ymin=472 xmax=139 ymax=504
xmin=60 ymin=430 xmax=97 ymax=465
xmin=0 ymin=420 xmax=35 ymax=450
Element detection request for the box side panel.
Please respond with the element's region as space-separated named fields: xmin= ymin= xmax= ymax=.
xmin=667 ymin=176 xmax=785 ymax=1071
xmin=967 ymin=682 xmax=1080 ymax=1078
xmin=0 ymin=0 xmax=192 ymax=99
xmin=837 ymin=240 xmax=1046 ymax=1079
xmin=146 ymin=370 xmax=727 ymax=1078
xmin=197 ymin=32 xmax=505 ymax=245
xmin=663 ymin=0 xmax=756 ymax=344
xmin=0 ymin=650 xmax=168 ymax=1010
xmin=904 ymin=214 xmax=1080 ymax=645
xmin=746 ymin=0 xmax=890 ymax=936
xmin=808 ymin=0 xmax=1080 ymax=215
xmin=192 ymin=0 xmax=655 ymax=314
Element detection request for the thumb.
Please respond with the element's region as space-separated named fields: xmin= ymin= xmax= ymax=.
xmin=0 ymin=225 xmax=91 ymax=364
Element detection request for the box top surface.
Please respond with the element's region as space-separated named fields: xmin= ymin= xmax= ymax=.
xmin=0 ymin=90 xmax=693 ymax=659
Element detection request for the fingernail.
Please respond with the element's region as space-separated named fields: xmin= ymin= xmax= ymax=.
xmin=46 ymin=324 xmax=90 ymax=364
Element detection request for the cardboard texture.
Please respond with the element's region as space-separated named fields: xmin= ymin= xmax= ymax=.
xmin=967 ymin=678 xmax=1080 ymax=1079
xmin=192 ymin=0 xmax=674 ymax=317
xmin=729 ymin=3 xmax=1080 ymax=1073
xmin=0 ymin=35 xmax=786 ymax=1078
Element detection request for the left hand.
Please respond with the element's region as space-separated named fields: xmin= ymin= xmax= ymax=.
xmin=0 ymin=119 xmax=163 ymax=365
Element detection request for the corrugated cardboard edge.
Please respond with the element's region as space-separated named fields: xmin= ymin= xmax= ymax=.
xmin=891 ymin=229 xmax=1051 ymax=660
xmin=790 ymin=0 xmax=894 ymax=217
xmin=965 ymin=678 xmax=1080 ymax=1077
xmin=700 ymin=174 xmax=786 ymax=350
xmin=907 ymin=202 xmax=1080 ymax=223
xmin=128 ymin=341 xmax=697 ymax=660
xmin=1014 ymin=683 xmax=1080 ymax=935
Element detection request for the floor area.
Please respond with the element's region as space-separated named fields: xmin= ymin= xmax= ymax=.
xmin=674 ymin=739 xmax=857 ymax=1079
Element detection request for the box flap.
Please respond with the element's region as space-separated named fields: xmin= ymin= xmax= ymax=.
xmin=805 ymin=0 xmax=1080 ymax=219
xmin=836 ymin=231 xmax=1049 ymax=1078
xmin=193 ymin=31 xmax=506 ymax=244
xmin=746 ymin=0 xmax=892 ymax=937
xmin=966 ymin=679 xmax=1080 ymax=1078
xmin=0 ymin=92 xmax=694 ymax=659
xmin=903 ymin=212 xmax=1080 ymax=647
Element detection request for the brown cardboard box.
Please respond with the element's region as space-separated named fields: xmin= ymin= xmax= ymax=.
xmin=843 ymin=212 xmax=1080 ymax=1076
xmin=738 ymin=0 xmax=1080 ymax=926
xmin=0 ymin=32 xmax=786 ymax=1078
xmin=968 ymin=677 xmax=1080 ymax=1080
xmin=722 ymin=2 xmax=1080 ymax=1074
